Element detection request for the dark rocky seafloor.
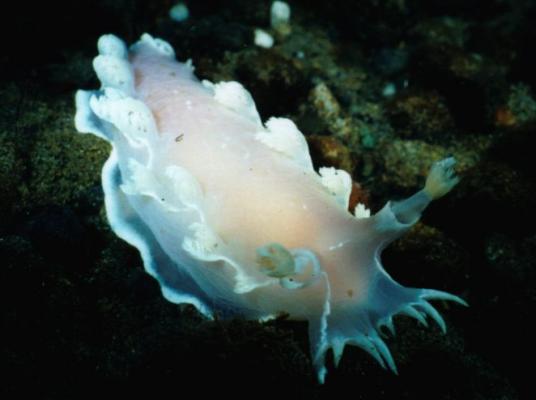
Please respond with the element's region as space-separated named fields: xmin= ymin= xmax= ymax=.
xmin=2 ymin=0 xmax=535 ymax=398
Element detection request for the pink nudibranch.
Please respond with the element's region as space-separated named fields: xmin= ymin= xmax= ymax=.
xmin=74 ymin=33 xmax=467 ymax=383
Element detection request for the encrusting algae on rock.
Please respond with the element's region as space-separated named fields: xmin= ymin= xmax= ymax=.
xmin=74 ymin=33 xmax=467 ymax=382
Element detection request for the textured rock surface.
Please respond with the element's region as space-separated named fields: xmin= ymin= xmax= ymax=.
xmin=2 ymin=0 xmax=534 ymax=398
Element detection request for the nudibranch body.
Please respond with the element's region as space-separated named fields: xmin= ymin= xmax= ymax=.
xmin=75 ymin=34 xmax=466 ymax=382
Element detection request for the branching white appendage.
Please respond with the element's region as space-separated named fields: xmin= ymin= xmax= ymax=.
xmin=311 ymin=283 xmax=467 ymax=383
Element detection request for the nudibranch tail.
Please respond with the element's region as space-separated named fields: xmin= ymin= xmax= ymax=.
xmin=310 ymin=272 xmax=467 ymax=383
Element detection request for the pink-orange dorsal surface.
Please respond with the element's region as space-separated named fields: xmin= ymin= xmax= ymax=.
xmin=75 ymin=33 xmax=466 ymax=382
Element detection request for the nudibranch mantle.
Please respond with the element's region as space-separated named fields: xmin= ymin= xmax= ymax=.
xmin=75 ymin=33 xmax=466 ymax=382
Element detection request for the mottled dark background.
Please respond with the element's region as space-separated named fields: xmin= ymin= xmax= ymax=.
xmin=2 ymin=0 xmax=535 ymax=398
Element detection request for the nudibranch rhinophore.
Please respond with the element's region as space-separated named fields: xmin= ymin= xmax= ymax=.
xmin=75 ymin=33 xmax=467 ymax=382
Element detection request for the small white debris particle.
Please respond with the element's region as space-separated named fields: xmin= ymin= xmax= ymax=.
xmin=169 ymin=2 xmax=189 ymax=22
xmin=271 ymin=1 xmax=290 ymax=26
xmin=382 ymin=82 xmax=396 ymax=97
xmin=254 ymin=29 xmax=274 ymax=49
